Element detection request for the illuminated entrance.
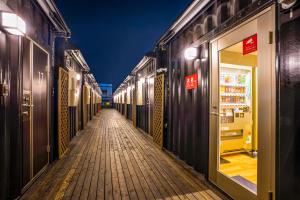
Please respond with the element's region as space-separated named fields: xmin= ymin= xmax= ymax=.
xmin=209 ymin=6 xmax=276 ymax=200
xmin=219 ymin=39 xmax=258 ymax=190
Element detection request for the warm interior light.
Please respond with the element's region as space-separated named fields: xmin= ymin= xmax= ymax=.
xmin=1 ymin=12 xmax=26 ymax=36
xmin=184 ymin=47 xmax=198 ymax=60
xmin=76 ymin=73 xmax=81 ymax=81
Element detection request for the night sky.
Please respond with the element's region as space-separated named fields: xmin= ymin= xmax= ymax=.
xmin=56 ymin=0 xmax=192 ymax=91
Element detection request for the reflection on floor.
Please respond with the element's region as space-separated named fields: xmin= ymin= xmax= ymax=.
xmin=220 ymin=153 xmax=257 ymax=190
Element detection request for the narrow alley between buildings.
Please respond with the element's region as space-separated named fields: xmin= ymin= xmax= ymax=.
xmin=21 ymin=109 xmax=227 ymax=200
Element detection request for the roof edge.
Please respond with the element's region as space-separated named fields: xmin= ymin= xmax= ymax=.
xmin=37 ymin=0 xmax=71 ymax=37
xmin=158 ymin=0 xmax=210 ymax=46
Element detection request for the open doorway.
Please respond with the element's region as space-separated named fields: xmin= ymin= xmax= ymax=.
xmin=219 ymin=40 xmax=258 ymax=192
xmin=209 ymin=6 xmax=275 ymax=200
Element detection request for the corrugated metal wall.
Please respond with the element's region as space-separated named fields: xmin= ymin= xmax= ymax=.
xmin=167 ymin=43 xmax=209 ymax=174
xmin=278 ymin=2 xmax=300 ymax=199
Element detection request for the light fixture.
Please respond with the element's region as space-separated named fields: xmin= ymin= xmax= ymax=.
xmin=140 ymin=78 xmax=145 ymax=84
xmin=184 ymin=47 xmax=198 ymax=60
xmin=75 ymin=90 xmax=79 ymax=97
xmin=279 ymin=0 xmax=297 ymax=9
xmin=148 ymin=78 xmax=154 ymax=84
xmin=1 ymin=12 xmax=26 ymax=36
xmin=76 ymin=73 xmax=81 ymax=81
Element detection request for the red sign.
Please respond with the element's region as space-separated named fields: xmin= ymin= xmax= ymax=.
xmin=185 ymin=73 xmax=198 ymax=90
xmin=243 ymin=34 xmax=257 ymax=55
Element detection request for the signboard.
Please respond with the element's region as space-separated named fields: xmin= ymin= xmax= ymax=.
xmin=243 ymin=34 xmax=257 ymax=55
xmin=185 ymin=73 xmax=198 ymax=90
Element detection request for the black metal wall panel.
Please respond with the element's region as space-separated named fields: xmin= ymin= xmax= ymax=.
xmin=126 ymin=104 xmax=132 ymax=120
xmin=167 ymin=43 xmax=209 ymax=174
xmin=136 ymin=105 xmax=149 ymax=133
xmin=0 ymin=32 xmax=9 ymax=200
xmin=7 ymin=35 xmax=22 ymax=199
xmin=278 ymin=3 xmax=300 ymax=199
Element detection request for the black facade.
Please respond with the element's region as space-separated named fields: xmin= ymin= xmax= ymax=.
xmin=135 ymin=56 xmax=156 ymax=134
xmin=277 ymin=2 xmax=300 ymax=199
xmin=167 ymin=43 xmax=209 ymax=173
xmin=162 ymin=0 xmax=275 ymax=178
xmin=0 ymin=0 xmax=69 ymax=199
xmin=161 ymin=0 xmax=300 ymax=199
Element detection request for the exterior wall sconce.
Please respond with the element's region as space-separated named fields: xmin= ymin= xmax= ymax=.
xmin=139 ymin=78 xmax=145 ymax=84
xmin=184 ymin=47 xmax=198 ymax=60
xmin=76 ymin=73 xmax=81 ymax=81
xmin=148 ymin=78 xmax=154 ymax=84
xmin=1 ymin=12 xmax=26 ymax=36
xmin=279 ymin=0 xmax=297 ymax=9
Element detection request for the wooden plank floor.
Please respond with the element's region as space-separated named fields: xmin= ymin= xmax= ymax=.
xmin=21 ymin=109 xmax=228 ymax=200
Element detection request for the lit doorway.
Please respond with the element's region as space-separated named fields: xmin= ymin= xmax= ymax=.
xmin=219 ymin=41 xmax=258 ymax=191
xmin=209 ymin=6 xmax=275 ymax=200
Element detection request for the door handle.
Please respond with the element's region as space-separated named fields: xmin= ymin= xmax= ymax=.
xmin=210 ymin=111 xmax=220 ymax=116
xmin=22 ymin=111 xmax=29 ymax=116
xmin=22 ymin=104 xmax=34 ymax=107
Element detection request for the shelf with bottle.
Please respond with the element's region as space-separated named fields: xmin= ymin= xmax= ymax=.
xmin=221 ymin=96 xmax=245 ymax=103
xmin=220 ymin=85 xmax=246 ymax=94
xmin=220 ymin=93 xmax=246 ymax=97
xmin=220 ymin=103 xmax=249 ymax=107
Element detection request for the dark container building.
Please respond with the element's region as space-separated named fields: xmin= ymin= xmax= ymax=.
xmin=159 ymin=0 xmax=300 ymax=199
xmin=114 ymin=52 xmax=159 ymax=136
xmin=115 ymin=0 xmax=300 ymax=199
xmin=0 ymin=0 xmax=70 ymax=199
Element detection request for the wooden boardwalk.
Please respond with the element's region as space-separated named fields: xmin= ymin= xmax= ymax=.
xmin=21 ymin=109 xmax=228 ymax=200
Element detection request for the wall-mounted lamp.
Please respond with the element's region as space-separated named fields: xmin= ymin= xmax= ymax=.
xmin=148 ymin=78 xmax=154 ymax=84
xmin=279 ymin=0 xmax=297 ymax=9
xmin=75 ymin=90 xmax=79 ymax=97
xmin=1 ymin=12 xmax=26 ymax=36
xmin=184 ymin=47 xmax=198 ymax=60
xmin=76 ymin=73 xmax=81 ymax=81
xmin=139 ymin=78 xmax=145 ymax=84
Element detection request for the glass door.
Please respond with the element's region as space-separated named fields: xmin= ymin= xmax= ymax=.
xmin=209 ymin=5 xmax=275 ymax=200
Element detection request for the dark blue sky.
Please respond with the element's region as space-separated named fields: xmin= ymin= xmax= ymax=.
xmin=56 ymin=0 xmax=192 ymax=90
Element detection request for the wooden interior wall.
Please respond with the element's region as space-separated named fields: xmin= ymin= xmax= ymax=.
xmin=58 ymin=68 xmax=69 ymax=158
